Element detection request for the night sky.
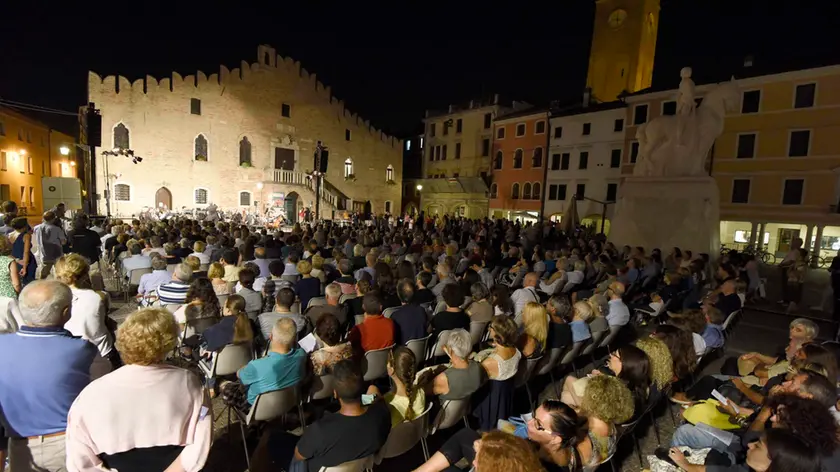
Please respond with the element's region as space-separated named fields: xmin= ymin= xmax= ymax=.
xmin=1 ymin=1 xmax=838 ymax=137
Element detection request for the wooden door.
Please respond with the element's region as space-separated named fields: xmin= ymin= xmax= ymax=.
xmin=155 ymin=187 xmax=172 ymax=210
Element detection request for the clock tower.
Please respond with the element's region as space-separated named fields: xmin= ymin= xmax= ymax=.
xmin=586 ymin=0 xmax=660 ymax=103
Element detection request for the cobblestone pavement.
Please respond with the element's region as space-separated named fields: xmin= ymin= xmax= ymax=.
xmin=99 ymin=265 xmax=807 ymax=471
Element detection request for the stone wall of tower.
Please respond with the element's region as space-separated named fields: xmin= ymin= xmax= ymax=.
xmin=89 ymin=44 xmax=403 ymax=217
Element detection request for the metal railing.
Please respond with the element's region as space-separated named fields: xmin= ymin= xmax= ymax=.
xmin=272 ymin=169 xmax=339 ymax=209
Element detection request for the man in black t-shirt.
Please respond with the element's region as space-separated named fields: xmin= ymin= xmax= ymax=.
xmin=430 ymin=284 xmax=470 ymax=340
xmin=545 ymin=295 xmax=573 ymax=350
xmin=286 ymin=360 xmax=391 ymax=471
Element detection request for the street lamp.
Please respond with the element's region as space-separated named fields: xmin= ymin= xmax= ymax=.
xmin=416 ymin=184 xmax=423 ymax=191
xmin=59 ymin=146 xmax=70 ymax=156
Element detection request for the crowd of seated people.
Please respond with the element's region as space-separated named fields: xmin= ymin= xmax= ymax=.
xmin=3 ymin=208 xmax=838 ymax=472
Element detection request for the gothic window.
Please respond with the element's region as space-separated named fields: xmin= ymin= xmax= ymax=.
xmin=512 ymin=183 xmax=520 ymax=200
xmin=523 ymin=183 xmax=532 ymax=200
xmin=494 ymin=150 xmax=503 ymax=170
xmin=532 ymin=182 xmax=541 ymax=200
xmin=239 ymin=137 xmax=251 ymax=166
xmin=532 ymin=147 xmax=543 ymax=167
xmin=194 ymin=134 xmax=208 ymax=161
xmin=114 ymin=123 xmax=129 ymax=149
xmin=344 ymin=158 xmax=354 ymax=177
xmin=513 ymin=149 xmax=523 ymax=169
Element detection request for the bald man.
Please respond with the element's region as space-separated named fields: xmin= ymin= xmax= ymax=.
xmin=512 ymin=272 xmax=540 ymax=325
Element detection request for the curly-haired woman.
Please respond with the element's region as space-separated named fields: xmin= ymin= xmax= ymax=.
xmin=66 ymin=309 xmax=212 ymax=471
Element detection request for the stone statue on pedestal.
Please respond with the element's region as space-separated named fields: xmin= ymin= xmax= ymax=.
xmin=633 ymin=73 xmax=740 ymax=177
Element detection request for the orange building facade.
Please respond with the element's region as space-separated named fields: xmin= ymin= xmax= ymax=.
xmin=489 ymin=109 xmax=548 ymax=221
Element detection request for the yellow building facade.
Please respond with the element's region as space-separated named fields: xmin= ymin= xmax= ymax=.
xmin=586 ymin=0 xmax=659 ymax=103
xmin=0 ymin=107 xmax=78 ymax=218
xmin=623 ymin=65 xmax=840 ymax=262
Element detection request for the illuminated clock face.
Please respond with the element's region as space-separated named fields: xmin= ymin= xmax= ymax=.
xmin=608 ymin=8 xmax=627 ymax=28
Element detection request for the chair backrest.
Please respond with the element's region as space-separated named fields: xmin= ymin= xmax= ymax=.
xmin=513 ymin=355 xmax=543 ymax=389
xmin=433 ymin=301 xmax=446 ymax=315
xmin=580 ymin=330 xmax=607 ymax=356
xmin=429 ymin=330 xmax=457 ymax=359
xmin=339 ymin=293 xmax=357 ymax=305
xmin=377 ymin=403 xmax=434 ymax=460
xmin=405 ymin=335 xmax=432 ymax=368
xmin=308 ymin=296 xmax=327 ymax=310
xmin=535 ymin=347 xmax=564 ymax=376
xmin=318 ymin=456 xmax=374 ymax=472
xmin=559 ymin=341 xmax=585 ymax=365
xmin=216 ymin=294 xmax=229 ymax=307
xmin=281 ymin=274 xmax=300 ymax=284
xmin=166 ymin=264 xmax=177 ymax=273
xmin=722 ymin=309 xmax=740 ymax=332
xmin=469 ymin=321 xmax=489 ymax=347
xmin=213 ymin=343 xmax=253 ymax=377
xmin=363 ymin=344 xmax=395 ymax=381
xmin=598 ymin=325 xmax=622 ymax=350
xmin=163 ymin=303 xmax=183 ymax=314
xmin=561 ymin=281 xmax=578 ymax=293
xmin=246 ymin=385 xmax=299 ymax=424
xmin=199 ymin=263 xmax=210 ymax=272
xmin=355 ymin=314 xmax=365 ymax=326
xmin=430 ymin=398 xmax=470 ymax=434
xmin=382 ymin=306 xmax=400 ymax=318
xmin=309 ymin=374 xmax=336 ymax=401
xmin=419 ymin=302 xmax=434 ymax=322
xmin=128 ymin=267 xmax=153 ymax=284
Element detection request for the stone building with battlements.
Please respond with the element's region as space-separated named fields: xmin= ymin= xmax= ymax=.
xmin=88 ymin=44 xmax=403 ymax=223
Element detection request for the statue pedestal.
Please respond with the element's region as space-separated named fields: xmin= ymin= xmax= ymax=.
xmin=610 ymin=176 xmax=720 ymax=256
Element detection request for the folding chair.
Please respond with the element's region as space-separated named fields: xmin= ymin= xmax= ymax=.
xmin=376 ymin=403 xmax=434 ymax=463
xmin=198 ymin=342 xmax=253 ymax=381
xmin=428 ymin=398 xmax=470 ymax=436
xmin=233 ymin=386 xmax=302 ymax=470
xmin=307 ymin=296 xmax=327 ymax=310
xmin=468 ymin=320 xmax=489 ymax=348
xmin=513 ymin=355 xmax=543 ymax=409
xmin=124 ymin=267 xmax=153 ymax=302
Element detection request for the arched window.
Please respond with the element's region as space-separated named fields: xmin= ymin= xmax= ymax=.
xmin=113 ymin=123 xmax=129 ymax=150
xmin=513 ymin=149 xmax=523 ymax=168
xmin=239 ymin=191 xmax=251 ymax=206
xmin=386 ymin=165 xmax=394 ymax=182
xmin=532 ymin=182 xmax=541 ymax=200
xmin=523 ymin=182 xmax=532 ymax=200
xmin=494 ymin=150 xmax=503 ymax=170
xmin=114 ymin=183 xmax=131 ymax=201
xmin=490 ymin=183 xmax=498 ymax=198
xmin=194 ymin=134 xmax=208 ymax=161
xmin=532 ymin=147 xmax=543 ymax=167
xmin=194 ymin=188 xmax=208 ymax=205
xmin=344 ymin=158 xmax=354 ymax=177
xmin=511 ymin=183 xmax=520 ymax=200
xmin=239 ymin=137 xmax=251 ymax=166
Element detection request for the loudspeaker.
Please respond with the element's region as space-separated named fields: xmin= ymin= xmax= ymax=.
xmin=87 ymin=109 xmax=102 ymax=147
xmin=318 ymin=148 xmax=329 ymax=173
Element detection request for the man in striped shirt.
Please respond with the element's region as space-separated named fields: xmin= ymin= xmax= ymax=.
xmin=156 ymin=263 xmax=192 ymax=305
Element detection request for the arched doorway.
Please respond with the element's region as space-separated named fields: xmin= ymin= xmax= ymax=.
xmin=155 ymin=187 xmax=172 ymax=210
xmin=363 ymin=201 xmax=372 ymax=219
xmin=285 ymin=192 xmax=299 ymax=225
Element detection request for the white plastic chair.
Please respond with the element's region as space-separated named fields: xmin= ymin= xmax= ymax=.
xmin=363 ymin=344 xmax=395 ymax=381
xmin=382 ymin=306 xmax=400 ymax=318
xmin=233 ymin=386 xmax=302 ymax=470
xmin=426 ymin=329 xmax=457 ymax=361
xmin=198 ymin=343 xmax=253 ymax=380
xmin=124 ymin=267 xmax=153 ymax=302
xmin=339 ymin=293 xmax=357 ymax=305
xmin=513 ymin=355 xmax=543 ymax=408
xmin=376 ymin=403 xmax=434 ymax=463
xmin=308 ymin=374 xmax=336 ymax=402
xmin=468 ymin=320 xmax=489 ymax=348
xmin=405 ymin=334 xmax=432 ymax=369
xmin=307 ymin=296 xmax=327 ymax=310
xmin=428 ymin=398 xmax=470 ymax=435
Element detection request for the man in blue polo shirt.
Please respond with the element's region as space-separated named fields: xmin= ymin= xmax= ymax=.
xmin=0 ymin=280 xmax=97 ymax=471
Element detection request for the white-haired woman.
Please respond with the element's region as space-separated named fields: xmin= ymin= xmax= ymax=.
xmin=422 ymin=328 xmax=485 ymax=400
xmin=66 ymin=309 xmax=212 ymax=471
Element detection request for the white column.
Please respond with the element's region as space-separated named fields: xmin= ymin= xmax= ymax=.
xmin=748 ymin=221 xmax=759 ymax=247
xmin=757 ymin=222 xmax=766 ymax=249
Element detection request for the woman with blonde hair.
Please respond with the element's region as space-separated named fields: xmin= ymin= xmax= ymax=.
xmin=586 ymin=294 xmax=609 ymax=334
xmin=66 ymin=309 xmax=212 ymax=471
xmin=207 ymin=262 xmax=232 ymax=295
xmin=55 ymin=254 xmax=116 ymax=364
xmin=310 ymin=255 xmax=327 ymax=284
xmin=577 ymin=375 xmax=634 ymax=469
xmin=635 ymin=337 xmax=674 ymax=391
xmin=0 ymin=235 xmax=21 ymax=298
xmin=569 ymin=301 xmax=594 ymax=343
xmin=295 ymin=259 xmax=321 ymax=311
xmin=517 ymin=302 xmax=548 ymax=359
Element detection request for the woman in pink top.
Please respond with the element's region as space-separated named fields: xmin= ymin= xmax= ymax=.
xmin=66 ymin=308 xmax=212 ymax=472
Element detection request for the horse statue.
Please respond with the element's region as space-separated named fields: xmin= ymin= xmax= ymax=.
xmin=634 ymin=77 xmax=740 ymax=177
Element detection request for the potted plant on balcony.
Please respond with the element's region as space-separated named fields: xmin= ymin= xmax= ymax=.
xmin=240 ymin=161 xmax=252 ymax=168
xmin=345 ymin=174 xmax=357 ymax=182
